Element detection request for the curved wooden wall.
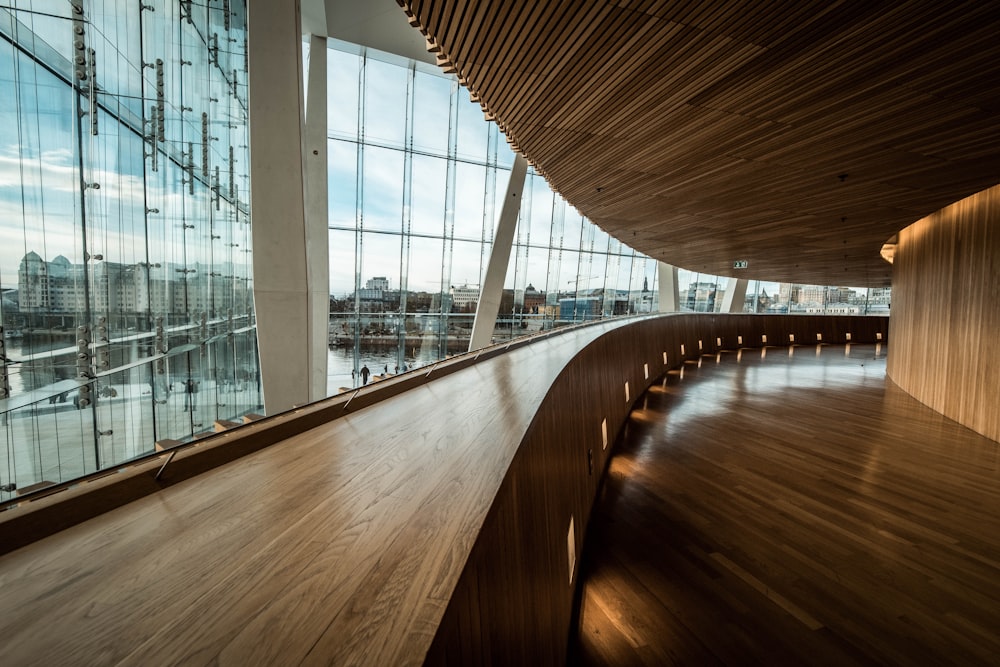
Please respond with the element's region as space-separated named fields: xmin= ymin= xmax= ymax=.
xmin=887 ymin=183 xmax=1000 ymax=443
xmin=423 ymin=314 xmax=886 ymax=665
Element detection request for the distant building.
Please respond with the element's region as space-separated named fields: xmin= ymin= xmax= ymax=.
xmin=354 ymin=276 xmax=402 ymax=311
xmin=684 ymin=281 xmax=717 ymax=312
xmin=745 ymin=288 xmax=772 ymax=313
xmin=559 ymin=296 xmax=602 ymax=321
xmin=807 ymin=304 xmax=862 ymax=315
xmin=450 ymin=284 xmax=480 ymax=311
xmin=522 ymin=284 xmax=545 ymax=313
xmin=358 ymin=276 xmax=390 ymax=302
xmin=15 ymin=252 xmax=250 ymax=321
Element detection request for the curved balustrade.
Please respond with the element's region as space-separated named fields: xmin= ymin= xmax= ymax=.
xmin=0 ymin=314 xmax=886 ymax=665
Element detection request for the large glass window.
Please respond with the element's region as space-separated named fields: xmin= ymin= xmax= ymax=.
xmin=0 ymin=1 xmax=261 ymax=502
xmin=325 ymin=39 xmax=662 ymax=393
xmin=675 ymin=273 xmax=890 ymax=315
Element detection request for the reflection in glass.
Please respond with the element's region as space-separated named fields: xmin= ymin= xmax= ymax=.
xmin=0 ymin=1 xmax=261 ymax=502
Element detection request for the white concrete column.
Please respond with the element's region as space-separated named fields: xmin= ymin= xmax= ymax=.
xmin=657 ymin=262 xmax=679 ymax=312
xmin=469 ymin=153 xmax=528 ymax=351
xmin=248 ymin=0 xmax=309 ymax=414
xmin=304 ymin=34 xmax=330 ymax=401
xmin=721 ymin=277 xmax=749 ymax=313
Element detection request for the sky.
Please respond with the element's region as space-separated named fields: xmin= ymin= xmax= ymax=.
xmin=1 ymin=1 xmax=250 ymax=289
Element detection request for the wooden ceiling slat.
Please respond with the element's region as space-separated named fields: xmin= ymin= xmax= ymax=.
xmin=410 ymin=0 xmax=431 ymax=35
xmin=445 ymin=1 xmax=492 ymax=87
xmin=437 ymin=1 xmax=469 ymax=62
xmin=448 ymin=1 xmax=505 ymax=87
xmin=495 ymin=1 xmax=621 ymax=134
xmin=458 ymin=1 xmax=525 ymax=89
xmin=468 ymin=1 xmax=565 ymax=135
xmin=469 ymin=1 xmax=536 ymax=92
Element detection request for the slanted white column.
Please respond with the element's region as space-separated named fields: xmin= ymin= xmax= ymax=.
xmin=248 ymin=0 xmax=309 ymax=414
xmin=469 ymin=153 xmax=528 ymax=351
xmin=657 ymin=262 xmax=679 ymax=312
xmin=304 ymin=34 xmax=330 ymax=401
xmin=721 ymin=278 xmax=749 ymax=313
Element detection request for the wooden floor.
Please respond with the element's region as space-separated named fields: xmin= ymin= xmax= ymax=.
xmin=571 ymin=344 xmax=1000 ymax=666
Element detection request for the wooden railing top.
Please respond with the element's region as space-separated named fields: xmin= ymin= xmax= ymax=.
xmin=0 ymin=315 xmax=641 ymax=538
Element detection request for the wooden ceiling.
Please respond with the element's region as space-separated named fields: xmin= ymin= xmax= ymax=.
xmin=395 ymin=0 xmax=1000 ymax=286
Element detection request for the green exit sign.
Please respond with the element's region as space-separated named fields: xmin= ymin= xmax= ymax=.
xmin=733 ymin=260 xmax=748 ymax=269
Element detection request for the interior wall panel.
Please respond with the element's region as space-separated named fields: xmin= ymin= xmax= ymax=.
xmin=887 ymin=183 xmax=1000 ymax=443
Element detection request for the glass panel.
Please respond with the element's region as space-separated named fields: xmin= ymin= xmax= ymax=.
xmin=411 ymin=70 xmax=452 ymax=156
xmin=601 ymin=238 xmax=622 ymax=317
xmin=362 ymin=146 xmax=404 ymax=233
xmin=93 ymin=366 xmax=155 ymax=466
xmin=455 ymin=88 xmax=489 ymax=161
xmin=362 ymin=55 xmax=408 ymax=148
xmin=409 ymin=153 xmax=448 ymax=237
xmin=0 ymin=387 xmax=97 ymax=500
xmin=563 ymin=208 xmax=584 ymax=251
xmin=329 ymin=139 xmax=358 ymax=228
xmin=454 ymin=161 xmax=488 ymax=242
xmin=328 ymin=46 xmax=360 ymax=139
xmin=0 ymin=1 xmax=260 ymax=499
xmin=406 ymin=235 xmax=448 ymax=363
xmin=526 ymin=173 xmax=553 ymax=247
xmin=677 ymin=269 xmax=696 ymax=311
xmin=328 ymin=229 xmax=356 ymax=393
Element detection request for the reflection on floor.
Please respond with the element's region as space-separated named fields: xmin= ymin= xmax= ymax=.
xmin=572 ymin=344 xmax=1000 ymax=666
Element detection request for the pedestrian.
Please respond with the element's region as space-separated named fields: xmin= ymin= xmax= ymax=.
xmin=360 ymin=365 xmax=370 ymax=385
xmin=184 ymin=378 xmax=197 ymax=411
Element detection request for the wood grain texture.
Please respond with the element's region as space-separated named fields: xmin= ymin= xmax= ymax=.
xmin=396 ymin=0 xmax=1000 ymax=287
xmin=573 ymin=343 xmax=1000 ymax=666
xmin=0 ymin=320 xmax=609 ymax=553
xmin=0 ymin=315 xmax=885 ymax=666
xmin=422 ymin=315 xmax=885 ymax=665
xmin=887 ymin=182 xmax=1000 ymax=442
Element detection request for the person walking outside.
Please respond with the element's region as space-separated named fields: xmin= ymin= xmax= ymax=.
xmin=184 ymin=378 xmax=198 ymax=411
xmin=360 ymin=365 xmax=370 ymax=385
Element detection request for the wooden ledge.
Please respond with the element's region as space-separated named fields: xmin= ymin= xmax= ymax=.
xmin=0 ymin=316 xmax=630 ymax=554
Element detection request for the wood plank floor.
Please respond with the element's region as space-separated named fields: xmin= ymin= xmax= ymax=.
xmin=571 ymin=344 xmax=1000 ymax=666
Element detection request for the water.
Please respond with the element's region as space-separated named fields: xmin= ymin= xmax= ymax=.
xmin=325 ymin=344 xmax=454 ymax=395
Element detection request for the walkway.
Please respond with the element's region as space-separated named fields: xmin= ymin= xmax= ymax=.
xmin=572 ymin=344 xmax=1000 ymax=665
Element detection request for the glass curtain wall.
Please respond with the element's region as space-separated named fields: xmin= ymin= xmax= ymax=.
xmin=674 ymin=270 xmax=891 ymax=315
xmin=325 ymin=40 xmax=659 ymax=393
xmin=0 ymin=1 xmax=261 ymax=502
xmin=742 ymin=281 xmax=890 ymax=315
